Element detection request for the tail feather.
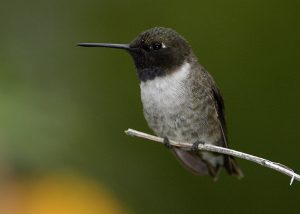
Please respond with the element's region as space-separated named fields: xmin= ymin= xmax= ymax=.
xmin=173 ymin=148 xmax=243 ymax=179
xmin=224 ymin=155 xmax=244 ymax=179
xmin=173 ymin=148 xmax=210 ymax=176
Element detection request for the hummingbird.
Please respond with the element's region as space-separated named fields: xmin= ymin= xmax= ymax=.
xmin=78 ymin=27 xmax=243 ymax=179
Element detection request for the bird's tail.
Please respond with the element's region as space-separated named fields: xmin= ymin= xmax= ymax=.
xmin=173 ymin=148 xmax=212 ymax=176
xmin=173 ymin=148 xmax=243 ymax=179
xmin=224 ymin=155 xmax=244 ymax=179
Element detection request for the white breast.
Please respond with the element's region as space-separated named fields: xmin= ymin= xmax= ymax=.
xmin=140 ymin=62 xmax=191 ymax=110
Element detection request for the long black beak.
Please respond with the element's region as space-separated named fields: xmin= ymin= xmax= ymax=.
xmin=77 ymin=43 xmax=130 ymax=50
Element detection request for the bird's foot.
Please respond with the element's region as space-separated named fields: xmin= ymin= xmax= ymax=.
xmin=163 ymin=137 xmax=172 ymax=149
xmin=191 ymin=141 xmax=205 ymax=153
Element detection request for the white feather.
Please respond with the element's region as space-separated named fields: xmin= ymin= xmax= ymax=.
xmin=140 ymin=62 xmax=191 ymax=110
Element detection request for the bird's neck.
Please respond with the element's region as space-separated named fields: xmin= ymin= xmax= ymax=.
xmin=139 ymin=62 xmax=191 ymax=96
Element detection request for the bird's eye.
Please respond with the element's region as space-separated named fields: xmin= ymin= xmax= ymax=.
xmin=152 ymin=42 xmax=162 ymax=50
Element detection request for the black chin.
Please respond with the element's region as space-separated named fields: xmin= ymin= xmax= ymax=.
xmin=137 ymin=67 xmax=166 ymax=82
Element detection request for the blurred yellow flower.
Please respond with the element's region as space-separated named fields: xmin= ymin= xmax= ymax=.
xmin=0 ymin=172 xmax=128 ymax=214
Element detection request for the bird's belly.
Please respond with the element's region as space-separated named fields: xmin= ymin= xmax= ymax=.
xmin=143 ymin=98 xmax=223 ymax=147
xmin=140 ymin=73 xmax=224 ymax=167
xmin=142 ymin=98 xmax=183 ymax=139
xmin=139 ymin=66 xmax=220 ymax=145
xmin=141 ymin=93 xmax=217 ymax=145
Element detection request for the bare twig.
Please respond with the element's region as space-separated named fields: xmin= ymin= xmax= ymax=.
xmin=125 ymin=128 xmax=300 ymax=185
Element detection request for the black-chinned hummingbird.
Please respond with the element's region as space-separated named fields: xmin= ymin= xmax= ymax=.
xmin=78 ymin=27 xmax=243 ymax=179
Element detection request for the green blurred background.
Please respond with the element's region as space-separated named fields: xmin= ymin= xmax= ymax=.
xmin=0 ymin=0 xmax=299 ymax=213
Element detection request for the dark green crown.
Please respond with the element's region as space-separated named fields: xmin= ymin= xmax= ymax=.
xmin=129 ymin=27 xmax=192 ymax=70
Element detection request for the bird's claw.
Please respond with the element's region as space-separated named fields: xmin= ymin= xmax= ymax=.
xmin=163 ymin=137 xmax=172 ymax=149
xmin=191 ymin=141 xmax=204 ymax=153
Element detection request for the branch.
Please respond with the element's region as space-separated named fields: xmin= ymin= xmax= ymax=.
xmin=125 ymin=128 xmax=299 ymax=185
